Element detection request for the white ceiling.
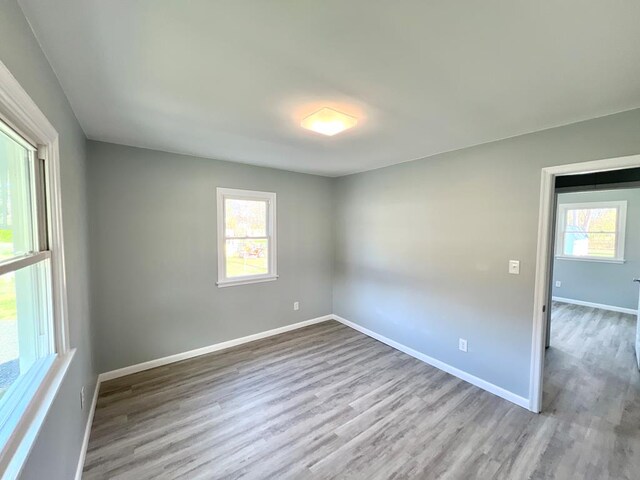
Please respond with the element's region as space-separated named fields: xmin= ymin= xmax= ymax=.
xmin=19 ymin=1 xmax=640 ymax=176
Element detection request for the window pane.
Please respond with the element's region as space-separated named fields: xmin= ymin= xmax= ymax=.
xmin=0 ymin=260 xmax=52 ymax=404
xmin=563 ymin=232 xmax=616 ymax=258
xmin=565 ymin=208 xmax=617 ymax=233
xmin=0 ymin=128 xmax=35 ymax=262
xmin=225 ymin=239 xmax=268 ymax=277
xmin=225 ymin=199 xmax=266 ymax=237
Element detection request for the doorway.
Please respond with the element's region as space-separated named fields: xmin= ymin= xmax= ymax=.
xmin=529 ymin=154 xmax=640 ymax=413
xmin=543 ymin=174 xmax=640 ymax=414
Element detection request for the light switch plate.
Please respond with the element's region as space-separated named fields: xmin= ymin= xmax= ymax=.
xmin=508 ymin=260 xmax=520 ymax=275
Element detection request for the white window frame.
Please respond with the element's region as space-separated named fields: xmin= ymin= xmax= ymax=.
xmin=555 ymin=200 xmax=627 ymax=264
xmin=216 ymin=187 xmax=277 ymax=287
xmin=0 ymin=61 xmax=73 ymax=479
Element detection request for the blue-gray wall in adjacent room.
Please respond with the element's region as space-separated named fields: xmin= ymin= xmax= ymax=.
xmin=552 ymin=189 xmax=640 ymax=310
xmin=87 ymin=141 xmax=334 ymax=373
xmin=0 ymin=1 xmax=95 ymax=479
xmin=333 ymin=108 xmax=640 ymax=399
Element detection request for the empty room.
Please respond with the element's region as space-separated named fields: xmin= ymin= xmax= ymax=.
xmin=0 ymin=1 xmax=639 ymax=479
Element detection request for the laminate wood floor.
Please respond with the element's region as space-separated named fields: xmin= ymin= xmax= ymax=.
xmin=83 ymin=306 xmax=640 ymax=479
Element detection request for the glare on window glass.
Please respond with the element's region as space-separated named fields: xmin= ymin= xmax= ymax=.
xmin=563 ymin=208 xmax=617 ymax=258
xmin=224 ymin=198 xmax=269 ymax=277
xmin=0 ymin=129 xmax=35 ymax=262
xmin=0 ymin=262 xmax=52 ymax=403
xmin=225 ymin=199 xmax=266 ymax=237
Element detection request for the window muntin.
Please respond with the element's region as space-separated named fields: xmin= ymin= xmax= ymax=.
xmin=556 ymin=201 xmax=627 ymax=262
xmin=0 ymin=119 xmax=54 ymax=433
xmin=217 ymin=188 xmax=276 ymax=286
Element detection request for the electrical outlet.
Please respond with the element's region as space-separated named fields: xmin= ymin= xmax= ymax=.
xmin=80 ymin=386 xmax=85 ymax=410
xmin=555 ymin=281 xmax=561 ymax=287
xmin=293 ymin=301 xmax=299 ymax=311
xmin=459 ymin=338 xmax=468 ymax=352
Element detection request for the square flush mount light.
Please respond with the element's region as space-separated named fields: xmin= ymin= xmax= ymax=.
xmin=301 ymin=107 xmax=357 ymax=136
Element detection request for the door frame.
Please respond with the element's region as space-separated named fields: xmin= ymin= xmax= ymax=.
xmin=529 ymin=153 xmax=640 ymax=413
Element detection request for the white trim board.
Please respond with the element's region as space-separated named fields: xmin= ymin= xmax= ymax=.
xmin=75 ymin=314 xmax=334 ymax=477
xmin=74 ymin=380 xmax=100 ymax=480
xmin=332 ymin=315 xmax=531 ymax=411
xmin=0 ymin=59 xmax=72 ymax=479
xmin=555 ymin=200 xmax=627 ymax=263
xmin=75 ymin=312 xmax=533 ymax=475
xmin=98 ymin=315 xmax=333 ymax=383
xmin=216 ymin=187 xmax=277 ymax=288
xmin=552 ymin=297 xmax=637 ymax=315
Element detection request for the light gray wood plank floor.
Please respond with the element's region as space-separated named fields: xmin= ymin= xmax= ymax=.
xmin=83 ymin=305 xmax=640 ymax=479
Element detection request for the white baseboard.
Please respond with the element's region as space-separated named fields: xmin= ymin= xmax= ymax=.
xmin=332 ymin=315 xmax=531 ymax=411
xmin=98 ymin=315 xmax=333 ymax=383
xmin=552 ymin=296 xmax=637 ymax=315
xmin=74 ymin=379 xmax=100 ymax=480
xmin=76 ymin=311 xmax=532 ymax=477
xmin=74 ymin=314 xmax=333 ymax=477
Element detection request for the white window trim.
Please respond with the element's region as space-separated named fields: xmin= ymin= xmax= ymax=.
xmin=0 ymin=61 xmax=74 ymax=479
xmin=216 ymin=187 xmax=277 ymax=288
xmin=555 ymin=200 xmax=627 ymax=264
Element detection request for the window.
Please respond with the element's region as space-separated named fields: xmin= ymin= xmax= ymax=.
xmin=0 ymin=60 xmax=71 ymax=477
xmin=0 ymin=117 xmax=57 ymax=458
xmin=217 ymin=188 xmax=277 ymax=287
xmin=555 ymin=200 xmax=627 ymax=262
xmin=0 ymin=120 xmax=55 ymax=403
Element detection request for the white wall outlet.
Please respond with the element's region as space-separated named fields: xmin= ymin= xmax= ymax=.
xmin=508 ymin=260 xmax=520 ymax=275
xmin=80 ymin=386 xmax=85 ymax=410
xmin=555 ymin=281 xmax=561 ymax=287
xmin=293 ymin=301 xmax=299 ymax=311
xmin=459 ymin=338 xmax=468 ymax=352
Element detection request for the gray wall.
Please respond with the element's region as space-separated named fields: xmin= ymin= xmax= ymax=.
xmin=552 ymin=189 xmax=640 ymax=310
xmin=333 ymin=108 xmax=640 ymax=399
xmin=0 ymin=1 xmax=95 ymax=479
xmin=3 ymin=0 xmax=640 ymax=470
xmin=87 ymin=141 xmax=333 ymax=373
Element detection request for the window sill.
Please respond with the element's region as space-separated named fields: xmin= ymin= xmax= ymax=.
xmin=0 ymin=348 xmax=76 ymax=479
xmin=555 ymin=256 xmax=625 ymax=264
xmin=217 ymin=275 xmax=279 ymax=288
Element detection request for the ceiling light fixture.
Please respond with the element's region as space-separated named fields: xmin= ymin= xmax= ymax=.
xmin=300 ymin=107 xmax=357 ymax=136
